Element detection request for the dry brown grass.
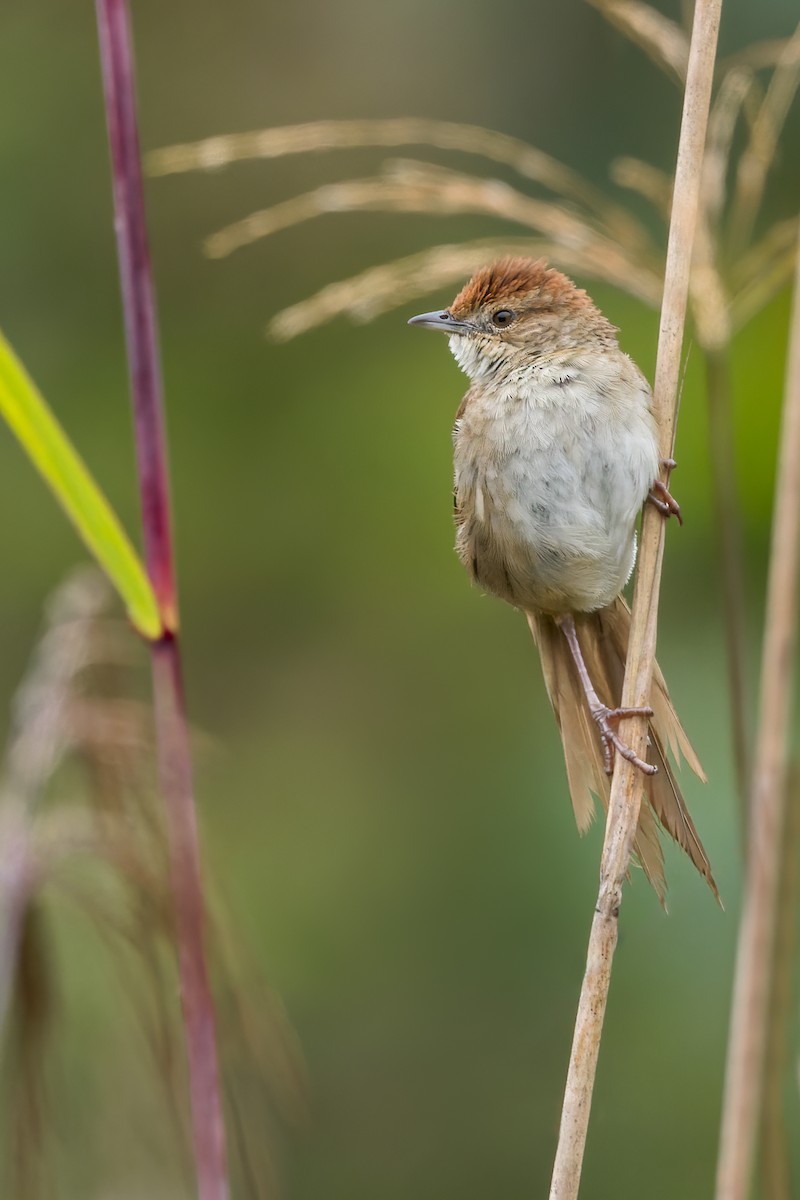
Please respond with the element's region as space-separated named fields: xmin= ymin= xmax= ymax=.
xmin=0 ymin=569 xmax=304 ymax=1198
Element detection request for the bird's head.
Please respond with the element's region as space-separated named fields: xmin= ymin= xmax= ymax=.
xmin=408 ymin=257 xmax=618 ymax=381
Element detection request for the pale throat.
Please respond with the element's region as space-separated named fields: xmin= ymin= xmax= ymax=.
xmin=448 ymin=333 xmax=563 ymax=397
xmin=448 ymin=333 xmax=513 ymax=381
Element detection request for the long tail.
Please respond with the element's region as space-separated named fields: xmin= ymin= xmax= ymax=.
xmin=526 ymin=597 xmax=718 ymax=903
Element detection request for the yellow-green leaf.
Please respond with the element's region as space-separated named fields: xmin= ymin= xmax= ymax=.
xmin=0 ymin=329 xmax=162 ymax=640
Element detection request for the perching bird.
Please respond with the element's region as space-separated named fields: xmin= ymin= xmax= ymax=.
xmin=409 ymin=257 xmax=716 ymax=901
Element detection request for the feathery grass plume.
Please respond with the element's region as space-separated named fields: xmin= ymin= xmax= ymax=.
xmin=585 ymin=0 xmax=690 ymax=81
xmin=0 ymin=569 xmax=304 ymax=1199
xmin=147 ymin=116 xmax=654 ymax=253
xmin=731 ymin=216 xmax=800 ymax=331
xmin=269 ymin=238 xmax=662 ymax=341
xmin=728 ymin=22 xmax=800 ymax=255
xmin=148 ymin=25 xmax=800 ymax=336
xmin=149 ymin=26 xmax=800 ymax=341
xmin=610 ymin=156 xmax=673 ymax=219
xmin=0 ymin=567 xmax=109 ymax=1200
xmin=0 ymin=568 xmax=111 ymax=1041
xmin=204 ymin=158 xmax=657 ymax=286
xmin=703 ymin=66 xmax=754 ymax=229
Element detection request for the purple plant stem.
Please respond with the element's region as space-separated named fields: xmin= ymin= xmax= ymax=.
xmin=95 ymin=0 xmax=176 ymax=632
xmin=94 ymin=3 xmax=229 ymax=1199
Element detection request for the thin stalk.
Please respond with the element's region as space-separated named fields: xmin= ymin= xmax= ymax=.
xmin=94 ymin=3 xmax=228 ymax=1199
xmin=759 ymin=764 xmax=799 ymax=1200
xmin=95 ymin=0 xmax=177 ymax=634
xmin=715 ymin=227 xmax=800 ymax=1200
xmin=548 ymin=2 xmax=723 ymax=1196
xmin=704 ymin=348 xmax=751 ymax=833
xmin=0 ymin=816 xmax=34 ymax=1041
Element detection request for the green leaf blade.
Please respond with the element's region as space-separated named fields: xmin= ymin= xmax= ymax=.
xmin=0 ymin=330 xmax=162 ymax=640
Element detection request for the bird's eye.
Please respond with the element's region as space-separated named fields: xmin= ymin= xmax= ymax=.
xmin=492 ymin=309 xmax=515 ymax=327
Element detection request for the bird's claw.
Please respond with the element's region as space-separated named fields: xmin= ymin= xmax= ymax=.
xmin=591 ymin=704 xmax=657 ymax=776
xmin=648 ymin=479 xmax=683 ymax=525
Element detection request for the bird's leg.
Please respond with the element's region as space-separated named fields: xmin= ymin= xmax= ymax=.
xmin=647 ymin=457 xmax=683 ymax=524
xmin=556 ymin=614 xmax=657 ymax=777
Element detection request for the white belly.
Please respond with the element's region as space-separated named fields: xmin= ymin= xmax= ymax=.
xmin=453 ymin=357 xmax=659 ymax=614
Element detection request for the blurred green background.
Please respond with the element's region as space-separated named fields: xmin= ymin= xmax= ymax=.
xmin=1 ymin=0 xmax=799 ymax=1197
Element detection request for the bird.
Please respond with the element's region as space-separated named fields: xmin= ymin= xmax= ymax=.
xmin=408 ymin=256 xmax=716 ymax=901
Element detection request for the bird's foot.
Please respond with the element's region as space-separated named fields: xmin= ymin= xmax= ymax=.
xmin=557 ymin=614 xmax=659 ymax=778
xmin=590 ymin=704 xmax=657 ymax=776
xmin=648 ymin=478 xmax=683 ymax=525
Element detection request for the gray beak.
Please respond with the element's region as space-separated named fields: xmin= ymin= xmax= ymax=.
xmin=407 ymin=309 xmax=471 ymax=334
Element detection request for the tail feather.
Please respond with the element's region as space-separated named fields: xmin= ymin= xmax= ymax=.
xmin=527 ymin=598 xmax=718 ymax=903
xmin=527 ymin=611 xmax=603 ymax=835
xmin=633 ymin=797 xmax=669 ymax=899
xmin=601 ymin=600 xmax=706 ymax=781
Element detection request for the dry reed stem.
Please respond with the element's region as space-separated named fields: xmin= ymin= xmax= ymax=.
xmin=548 ymin=2 xmax=722 ymax=1195
xmin=759 ymin=766 xmax=799 ymax=1200
xmin=714 ymin=225 xmax=800 ymax=1200
xmin=147 ymin=116 xmax=654 ymax=252
xmin=269 ymin=237 xmax=662 ymax=340
xmin=586 ymin=0 xmax=689 ymax=81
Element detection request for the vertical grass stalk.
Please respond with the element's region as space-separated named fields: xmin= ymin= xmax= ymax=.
xmin=94 ymin=3 xmax=229 ymax=1197
xmin=759 ymin=767 xmax=799 ymax=1200
xmin=704 ymin=347 xmax=751 ymax=830
xmin=714 ymin=226 xmax=800 ymax=1200
xmin=548 ymin=2 xmax=723 ymax=1196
